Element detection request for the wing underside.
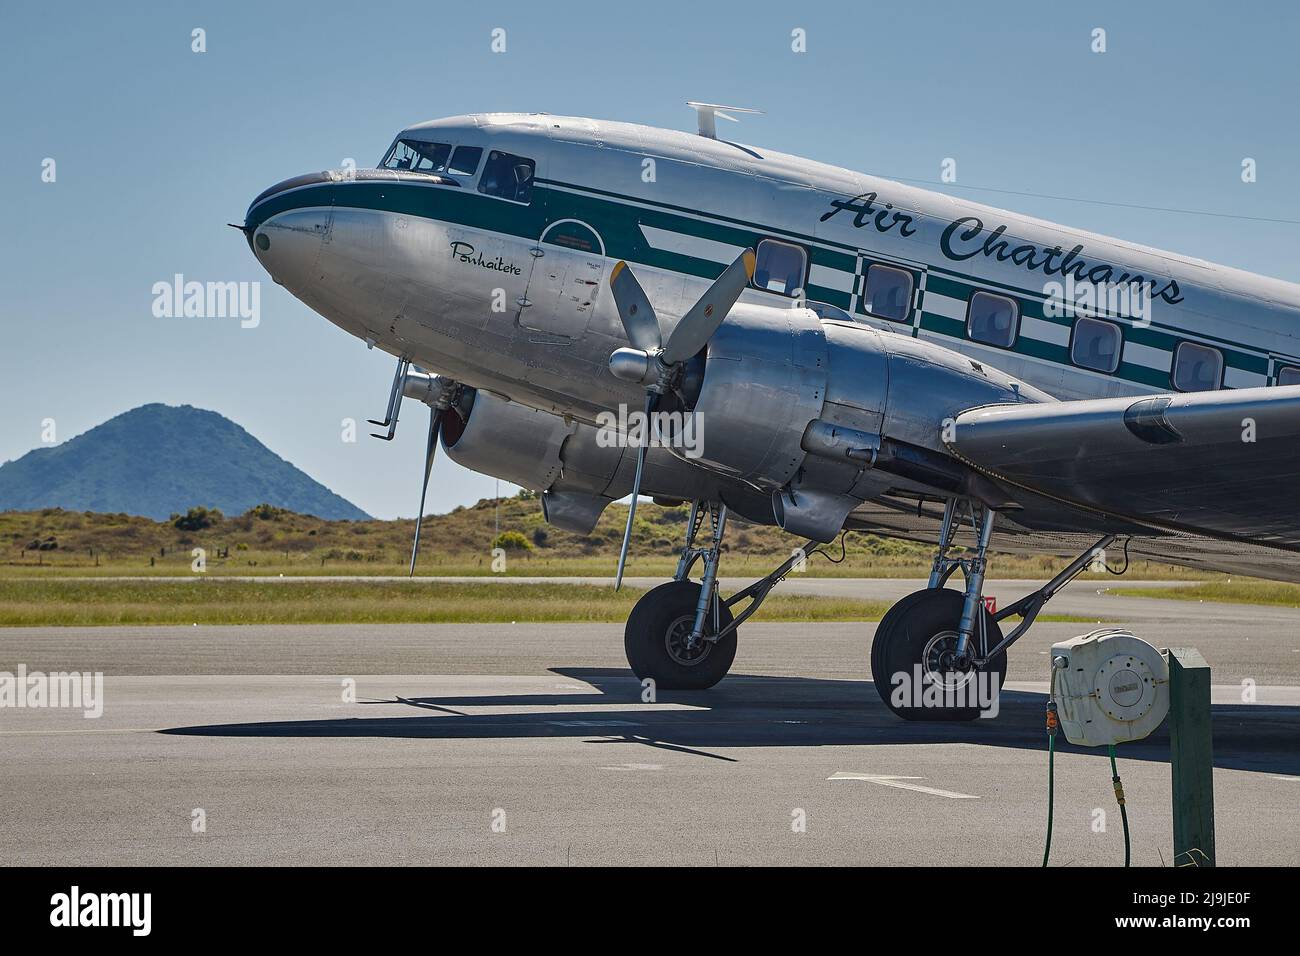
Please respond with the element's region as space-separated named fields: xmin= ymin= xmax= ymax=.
xmin=897 ymin=385 xmax=1300 ymax=582
xmin=846 ymin=494 xmax=1300 ymax=583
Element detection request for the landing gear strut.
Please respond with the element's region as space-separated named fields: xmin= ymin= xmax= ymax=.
xmin=625 ymin=502 xmax=735 ymax=690
xmin=623 ymin=501 xmax=821 ymax=691
xmin=872 ymin=498 xmax=1117 ymax=721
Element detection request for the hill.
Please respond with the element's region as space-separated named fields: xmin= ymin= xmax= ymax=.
xmin=0 ymin=404 xmax=369 ymax=521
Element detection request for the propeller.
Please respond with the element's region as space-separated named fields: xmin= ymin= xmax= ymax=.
xmin=401 ymin=372 xmax=457 ymax=577
xmin=606 ymin=248 xmax=755 ymax=588
xmin=408 ymin=405 xmax=441 ymax=577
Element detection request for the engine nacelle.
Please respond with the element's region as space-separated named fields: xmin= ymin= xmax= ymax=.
xmin=440 ymin=389 xmax=719 ymax=534
xmin=439 ymin=389 xmax=572 ymax=492
xmin=681 ymin=302 xmax=1053 ymax=540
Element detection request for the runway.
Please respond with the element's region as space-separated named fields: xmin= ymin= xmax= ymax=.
xmin=2 ymin=579 xmax=1298 ymax=866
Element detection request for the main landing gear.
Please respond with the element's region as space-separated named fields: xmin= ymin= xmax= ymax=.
xmin=871 ymin=499 xmax=1117 ymax=721
xmin=622 ymin=496 xmax=1116 ymax=719
xmin=623 ymin=500 xmax=821 ymax=690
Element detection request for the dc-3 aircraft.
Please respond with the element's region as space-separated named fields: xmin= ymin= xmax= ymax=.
xmin=242 ymin=106 xmax=1300 ymax=720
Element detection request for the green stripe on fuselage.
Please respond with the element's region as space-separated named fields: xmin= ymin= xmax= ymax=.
xmin=255 ymin=178 xmax=1277 ymax=385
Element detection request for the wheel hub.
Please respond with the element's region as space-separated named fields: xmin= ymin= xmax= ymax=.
xmin=921 ymin=629 xmax=978 ymax=690
xmin=665 ymin=614 xmax=713 ymax=667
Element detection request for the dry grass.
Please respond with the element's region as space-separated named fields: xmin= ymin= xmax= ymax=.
xmin=0 ymin=579 xmax=893 ymax=627
xmin=0 ymin=578 xmax=1114 ymax=627
xmin=1 ymin=501 xmax=1221 ymax=581
xmin=1111 ymin=580 xmax=1300 ymax=608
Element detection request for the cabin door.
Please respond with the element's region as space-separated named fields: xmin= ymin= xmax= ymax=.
xmin=519 ymin=214 xmax=607 ymax=340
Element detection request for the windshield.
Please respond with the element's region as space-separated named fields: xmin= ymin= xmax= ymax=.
xmin=381 ymin=139 xmax=453 ymax=173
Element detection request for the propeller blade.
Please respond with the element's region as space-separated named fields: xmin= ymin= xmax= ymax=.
xmin=614 ymin=391 xmax=658 ymax=590
xmin=408 ymin=407 xmax=441 ymax=577
xmin=661 ymin=248 xmax=755 ymax=365
xmin=609 ymin=260 xmax=662 ymax=353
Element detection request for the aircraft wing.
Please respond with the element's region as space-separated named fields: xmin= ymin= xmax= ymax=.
xmin=942 ymin=384 xmax=1300 ymax=553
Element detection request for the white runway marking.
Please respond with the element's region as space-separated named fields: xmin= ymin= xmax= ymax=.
xmin=828 ymin=772 xmax=980 ymax=799
xmin=601 ymin=763 xmax=664 ymax=772
xmin=0 ymin=727 xmax=160 ymax=736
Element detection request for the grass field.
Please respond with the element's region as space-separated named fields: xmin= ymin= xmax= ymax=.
xmin=0 ymin=578 xmax=1109 ymax=627
xmin=2 ymin=501 xmax=1255 ymax=625
xmin=0 ymin=579 xmax=890 ymax=626
xmin=1111 ymin=580 xmax=1300 ymax=608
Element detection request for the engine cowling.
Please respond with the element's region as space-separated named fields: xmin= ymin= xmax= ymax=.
xmin=676 ymin=302 xmax=1053 ymax=540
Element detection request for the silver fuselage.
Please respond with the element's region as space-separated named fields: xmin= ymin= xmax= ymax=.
xmin=246 ymin=111 xmax=1300 ymax=456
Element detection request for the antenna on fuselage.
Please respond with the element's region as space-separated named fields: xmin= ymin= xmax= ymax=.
xmin=686 ymin=101 xmax=763 ymax=139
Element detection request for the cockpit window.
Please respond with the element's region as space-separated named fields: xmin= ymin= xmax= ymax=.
xmin=448 ymin=146 xmax=483 ymax=176
xmin=478 ymin=150 xmax=535 ymax=203
xmin=381 ymin=139 xmax=452 ymax=173
xmin=412 ymin=143 xmax=452 ymax=173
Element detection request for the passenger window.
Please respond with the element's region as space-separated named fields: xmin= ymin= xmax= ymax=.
xmin=382 ymin=139 xmax=451 ymax=173
xmin=967 ymin=291 xmax=1019 ymax=347
xmin=1172 ymin=342 xmax=1223 ymax=391
xmin=478 ymin=150 xmax=535 ymax=203
xmin=753 ymin=239 xmax=807 ymax=296
xmin=1277 ymin=366 xmax=1300 ymax=386
xmin=1070 ymin=317 xmax=1122 ymax=373
xmin=448 ymin=146 xmax=483 ymax=176
xmin=861 ymin=263 xmax=913 ymax=321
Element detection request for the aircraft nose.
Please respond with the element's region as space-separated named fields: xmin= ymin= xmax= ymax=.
xmin=249 ymin=209 xmax=329 ymax=286
xmin=244 ymin=172 xmax=337 ymax=288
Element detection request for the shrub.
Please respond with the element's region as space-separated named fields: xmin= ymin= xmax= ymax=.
xmin=493 ymin=530 xmax=532 ymax=551
xmin=173 ymin=507 xmax=223 ymax=531
xmin=246 ymin=503 xmax=287 ymax=521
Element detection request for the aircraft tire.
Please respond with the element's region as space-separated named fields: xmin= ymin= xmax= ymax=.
xmin=624 ymin=580 xmax=737 ymax=691
xmin=871 ymin=588 xmax=1007 ymax=721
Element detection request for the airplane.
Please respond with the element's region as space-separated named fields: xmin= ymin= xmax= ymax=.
xmin=240 ymin=105 xmax=1300 ymax=721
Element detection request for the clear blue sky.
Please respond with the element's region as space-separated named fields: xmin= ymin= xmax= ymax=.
xmin=2 ymin=0 xmax=1297 ymax=518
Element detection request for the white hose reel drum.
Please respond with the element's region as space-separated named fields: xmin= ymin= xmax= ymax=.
xmin=1050 ymin=628 xmax=1170 ymax=747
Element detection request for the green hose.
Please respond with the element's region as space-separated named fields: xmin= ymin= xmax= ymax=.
xmin=1042 ymin=733 xmax=1055 ymax=867
xmin=1109 ymin=744 xmax=1131 ymax=867
xmin=1043 ymin=670 xmax=1133 ymax=867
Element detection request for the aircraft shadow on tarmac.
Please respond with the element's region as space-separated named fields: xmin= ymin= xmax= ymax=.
xmin=159 ymin=667 xmax=1300 ymax=775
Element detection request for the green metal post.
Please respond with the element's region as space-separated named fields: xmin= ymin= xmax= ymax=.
xmin=1168 ymin=647 xmax=1215 ymax=867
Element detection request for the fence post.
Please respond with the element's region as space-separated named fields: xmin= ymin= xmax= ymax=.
xmin=1168 ymin=647 xmax=1215 ymax=867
